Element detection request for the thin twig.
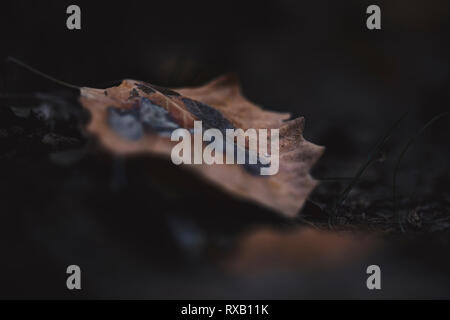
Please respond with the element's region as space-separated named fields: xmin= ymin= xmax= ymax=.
xmin=336 ymin=110 xmax=410 ymax=207
xmin=6 ymin=57 xmax=80 ymax=90
xmin=393 ymin=112 xmax=450 ymax=232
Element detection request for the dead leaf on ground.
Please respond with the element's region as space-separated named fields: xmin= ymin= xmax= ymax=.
xmin=79 ymin=74 xmax=323 ymax=217
xmin=223 ymin=227 xmax=377 ymax=274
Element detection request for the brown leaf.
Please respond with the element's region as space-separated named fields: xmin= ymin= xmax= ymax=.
xmin=79 ymin=74 xmax=323 ymax=217
xmin=224 ymin=227 xmax=377 ymax=273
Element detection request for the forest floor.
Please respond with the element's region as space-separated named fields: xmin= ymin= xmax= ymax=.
xmin=1 ymin=89 xmax=450 ymax=299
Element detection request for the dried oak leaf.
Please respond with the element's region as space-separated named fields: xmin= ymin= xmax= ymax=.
xmin=79 ymin=74 xmax=323 ymax=217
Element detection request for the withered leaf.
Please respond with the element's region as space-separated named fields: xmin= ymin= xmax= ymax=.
xmin=80 ymin=74 xmax=323 ymax=217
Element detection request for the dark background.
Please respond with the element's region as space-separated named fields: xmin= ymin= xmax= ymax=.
xmin=1 ymin=0 xmax=450 ymax=299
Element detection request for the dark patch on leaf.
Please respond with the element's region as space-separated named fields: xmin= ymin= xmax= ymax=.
xmin=139 ymin=98 xmax=179 ymax=135
xmin=150 ymin=84 xmax=181 ymax=97
xmin=107 ymin=107 xmax=143 ymax=141
xmin=107 ymin=97 xmax=180 ymax=140
xmin=135 ymin=83 xmax=155 ymax=95
xmin=182 ymin=97 xmax=234 ymax=132
xmin=128 ymin=88 xmax=140 ymax=100
xmin=241 ymin=152 xmax=268 ymax=176
xmin=182 ymin=97 xmax=268 ymax=176
xmin=135 ymin=82 xmax=181 ymax=97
